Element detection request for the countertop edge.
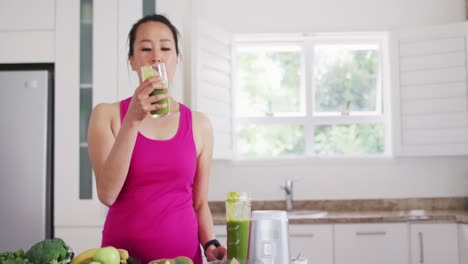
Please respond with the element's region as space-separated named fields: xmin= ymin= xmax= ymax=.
xmin=212 ymin=210 xmax=468 ymax=225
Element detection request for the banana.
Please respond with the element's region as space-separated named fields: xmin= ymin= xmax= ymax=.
xmin=148 ymin=257 xmax=193 ymax=264
xmin=117 ymin=248 xmax=129 ymax=261
xmin=71 ymin=248 xmax=99 ymax=264
xmin=72 ymin=247 xmax=128 ymax=264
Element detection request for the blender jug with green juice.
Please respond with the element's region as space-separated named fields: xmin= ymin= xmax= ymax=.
xmin=226 ymin=191 xmax=251 ymax=264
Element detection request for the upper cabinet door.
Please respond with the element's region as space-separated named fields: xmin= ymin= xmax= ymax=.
xmin=54 ymin=0 xmax=142 ymax=227
xmin=93 ymin=0 xmax=119 ymax=106
xmin=55 ymin=0 xmax=105 ymax=227
xmin=116 ymin=0 xmax=142 ymax=100
xmin=0 ymin=0 xmax=55 ymax=31
xmin=0 ymin=0 xmax=55 ymax=63
xmin=390 ymin=22 xmax=468 ymax=156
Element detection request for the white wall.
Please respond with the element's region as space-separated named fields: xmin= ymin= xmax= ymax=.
xmin=198 ymin=0 xmax=465 ymax=33
xmin=161 ymin=0 xmax=468 ymax=201
xmin=210 ymin=157 xmax=468 ymax=201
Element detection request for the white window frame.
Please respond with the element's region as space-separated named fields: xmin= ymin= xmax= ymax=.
xmin=232 ymin=32 xmax=392 ymax=160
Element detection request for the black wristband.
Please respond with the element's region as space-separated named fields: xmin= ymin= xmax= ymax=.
xmin=203 ymin=239 xmax=221 ymax=252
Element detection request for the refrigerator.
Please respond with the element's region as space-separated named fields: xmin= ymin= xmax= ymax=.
xmin=0 ymin=65 xmax=53 ymax=251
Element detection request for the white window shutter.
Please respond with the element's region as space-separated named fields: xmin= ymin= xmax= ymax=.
xmin=192 ymin=19 xmax=233 ymax=159
xmin=390 ymin=22 xmax=468 ymax=156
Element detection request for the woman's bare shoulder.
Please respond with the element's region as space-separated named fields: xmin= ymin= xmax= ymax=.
xmin=92 ymin=102 xmax=119 ymax=116
xmin=90 ymin=102 xmax=121 ymax=127
xmin=93 ymin=102 xmax=119 ymax=112
xmin=191 ymin=111 xmax=213 ymax=156
xmin=88 ymin=102 xmax=121 ymax=138
xmin=192 ymin=111 xmax=212 ymax=131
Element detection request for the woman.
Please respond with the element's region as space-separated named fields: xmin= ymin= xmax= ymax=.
xmin=88 ymin=14 xmax=226 ymax=263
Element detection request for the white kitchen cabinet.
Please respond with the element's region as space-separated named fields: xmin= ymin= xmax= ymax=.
xmin=216 ymin=223 xmax=334 ymax=264
xmin=289 ymin=224 xmax=333 ymax=264
xmin=0 ymin=31 xmax=55 ymax=63
xmin=410 ymin=223 xmax=458 ymax=264
xmin=55 ymin=0 xmax=104 ymax=228
xmin=459 ymin=224 xmax=468 ymax=264
xmin=54 ymin=0 xmax=141 ymax=229
xmin=0 ymin=0 xmax=55 ymax=31
xmin=334 ymin=223 xmax=409 ymax=264
xmin=0 ymin=0 xmax=55 ymax=63
xmin=55 ymin=227 xmax=102 ymax=255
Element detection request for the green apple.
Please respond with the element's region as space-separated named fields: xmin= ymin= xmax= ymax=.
xmin=93 ymin=246 xmax=120 ymax=264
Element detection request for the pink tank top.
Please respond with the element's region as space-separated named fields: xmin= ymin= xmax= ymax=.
xmin=101 ymin=97 xmax=202 ymax=264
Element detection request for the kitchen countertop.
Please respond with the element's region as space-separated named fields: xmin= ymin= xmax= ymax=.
xmin=209 ymin=197 xmax=468 ymax=224
xmin=212 ymin=209 xmax=468 ymax=224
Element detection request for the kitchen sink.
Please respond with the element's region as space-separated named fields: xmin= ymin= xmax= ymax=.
xmin=287 ymin=210 xmax=328 ymax=219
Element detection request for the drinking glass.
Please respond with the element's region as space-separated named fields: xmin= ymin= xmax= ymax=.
xmin=141 ymin=62 xmax=170 ymax=118
xmin=225 ymin=191 xmax=251 ymax=264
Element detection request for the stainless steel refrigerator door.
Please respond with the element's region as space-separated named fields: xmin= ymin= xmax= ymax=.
xmin=0 ymin=70 xmax=49 ymax=251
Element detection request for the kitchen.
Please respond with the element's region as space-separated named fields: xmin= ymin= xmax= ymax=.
xmin=0 ymin=0 xmax=467 ymax=263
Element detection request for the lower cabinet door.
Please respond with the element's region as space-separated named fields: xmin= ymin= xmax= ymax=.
xmin=334 ymin=223 xmax=409 ymax=264
xmin=410 ymin=223 xmax=458 ymax=264
xmin=55 ymin=226 xmax=103 ymax=255
xmin=459 ymin=224 xmax=468 ymax=264
xmin=289 ymin=224 xmax=334 ymax=264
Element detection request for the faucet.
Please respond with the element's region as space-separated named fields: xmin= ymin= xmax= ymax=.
xmin=282 ymin=179 xmax=294 ymax=212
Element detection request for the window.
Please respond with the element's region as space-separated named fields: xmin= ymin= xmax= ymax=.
xmin=233 ymin=34 xmax=389 ymax=158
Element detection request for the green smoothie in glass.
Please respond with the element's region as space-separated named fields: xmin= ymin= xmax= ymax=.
xmin=226 ymin=192 xmax=251 ymax=264
xmin=141 ymin=63 xmax=170 ymax=118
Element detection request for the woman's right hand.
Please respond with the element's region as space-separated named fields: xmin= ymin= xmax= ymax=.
xmin=126 ymin=76 xmax=168 ymax=122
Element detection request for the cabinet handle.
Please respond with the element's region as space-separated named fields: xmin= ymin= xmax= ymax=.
xmin=355 ymin=231 xmax=387 ymax=236
xmin=418 ymin=232 xmax=424 ymax=263
xmin=290 ymin=234 xmax=315 ymax=238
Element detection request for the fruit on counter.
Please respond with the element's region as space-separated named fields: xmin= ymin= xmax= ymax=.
xmin=173 ymin=257 xmax=193 ymax=264
xmin=93 ymin=246 xmax=120 ymax=264
xmin=71 ymin=248 xmax=99 ymax=264
xmin=117 ymin=248 xmax=129 ymax=261
xmin=25 ymin=238 xmax=74 ymax=264
xmin=148 ymin=256 xmax=193 ymax=264
xmin=72 ymin=247 xmax=129 ymax=264
xmin=149 ymin=260 xmax=171 ymax=264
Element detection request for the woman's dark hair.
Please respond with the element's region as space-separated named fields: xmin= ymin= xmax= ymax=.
xmin=127 ymin=13 xmax=180 ymax=57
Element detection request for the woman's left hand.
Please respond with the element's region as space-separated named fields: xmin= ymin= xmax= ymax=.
xmin=205 ymin=245 xmax=227 ymax=261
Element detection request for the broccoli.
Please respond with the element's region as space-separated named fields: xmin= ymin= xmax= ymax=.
xmin=0 ymin=249 xmax=31 ymax=264
xmin=25 ymin=238 xmax=74 ymax=264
